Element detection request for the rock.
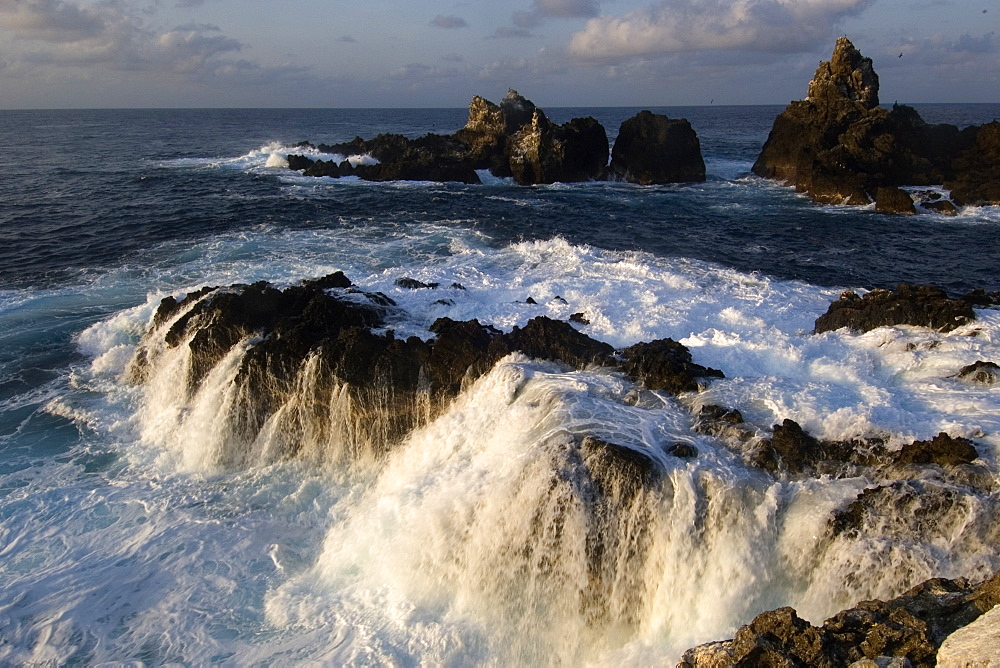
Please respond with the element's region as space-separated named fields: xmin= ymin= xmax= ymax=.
xmin=875 ymin=187 xmax=917 ymax=215
xmin=619 ymin=338 xmax=724 ymax=395
xmin=921 ymin=199 xmax=959 ymax=215
xmin=667 ymin=442 xmax=698 ymax=458
xmin=962 ymin=289 xmax=1000 ymax=308
xmin=894 ymin=432 xmax=978 ymax=467
xmin=569 ymin=312 xmax=590 ymax=325
xmin=753 ymin=37 xmax=981 ymax=205
xmin=395 ymin=277 xmax=440 ymax=289
xmin=946 ymin=122 xmax=1000 ymax=206
xmin=678 ymin=570 xmax=1000 ymax=668
xmin=746 ymin=419 xmax=977 ymax=478
xmin=830 ymin=480 xmax=971 ymax=539
xmin=609 ymin=110 xmax=706 ymax=184
xmin=486 ymin=316 xmax=615 ymax=369
xmin=938 ymin=605 xmax=1000 ymax=667
xmin=752 ymin=418 xmax=838 ymax=473
xmin=814 ymin=285 xmax=976 ymax=334
xmin=131 ymin=275 xmax=732 ymax=468
xmin=505 ymin=109 xmax=609 ymax=185
xmin=499 ymin=88 xmax=537 ymax=136
xmin=454 ymin=94 xmax=508 ymax=171
xmin=955 ymin=360 xmax=1000 ymax=384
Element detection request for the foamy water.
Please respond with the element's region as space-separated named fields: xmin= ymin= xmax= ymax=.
xmin=2 ymin=224 xmax=998 ymax=665
xmin=2 ymin=105 xmax=1000 ymax=666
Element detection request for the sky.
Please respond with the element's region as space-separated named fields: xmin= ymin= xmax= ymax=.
xmin=0 ymin=0 xmax=997 ymax=108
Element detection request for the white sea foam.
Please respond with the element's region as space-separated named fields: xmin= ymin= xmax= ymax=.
xmin=4 ymin=227 xmax=1000 ymax=665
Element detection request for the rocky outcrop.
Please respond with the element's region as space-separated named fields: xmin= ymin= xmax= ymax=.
xmin=678 ymin=570 xmax=1000 ymax=667
xmin=946 ymin=121 xmax=1000 ymax=206
xmin=609 ymin=111 xmax=706 ymax=184
xmin=748 ymin=420 xmax=979 ymax=477
xmin=130 ymin=273 xmax=724 ymax=465
xmin=620 ymin=338 xmax=724 ymax=394
xmin=286 ymin=90 xmax=713 ymax=187
xmin=287 ymin=90 xmax=613 ymax=185
xmin=814 ymin=284 xmax=976 ymax=334
xmin=753 ymin=37 xmax=994 ymax=207
xmin=506 ymin=110 xmax=609 ymax=185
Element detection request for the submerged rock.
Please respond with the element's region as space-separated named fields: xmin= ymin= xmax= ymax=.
xmin=955 ymin=360 xmax=1000 ymax=384
xmin=678 ymin=570 xmax=1000 ymax=667
xmin=609 ymin=111 xmax=706 ymax=184
xmin=814 ymin=284 xmax=976 ymax=334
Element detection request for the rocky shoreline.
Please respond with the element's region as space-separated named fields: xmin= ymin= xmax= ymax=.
xmin=128 ymin=270 xmax=1000 ymax=664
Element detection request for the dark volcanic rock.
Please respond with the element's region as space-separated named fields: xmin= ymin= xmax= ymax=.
xmin=131 ymin=277 xmax=732 ymax=466
xmin=288 ymin=89 xmax=611 ymax=185
xmin=922 ymin=199 xmax=959 ymax=215
xmin=619 ymin=338 xmax=724 ymax=395
xmin=752 ymin=37 xmax=982 ymax=205
xmin=609 ymin=111 xmax=706 ymax=184
xmin=678 ymin=570 xmax=1000 ymax=668
xmin=487 ymin=316 xmax=615 ymax=369
xmin=946 ymin=121 xmax=1000 ymax=206
xmin=875 ymin=186 xmax=916 ymax=215
xmin=505 ymin=110 xmax=609 ymax=185
xmin=814 ymin=284 xmax=976 ymax=334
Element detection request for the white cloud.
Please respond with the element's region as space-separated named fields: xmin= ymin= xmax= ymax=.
xmin=568 ymin=0 xmax=873 ymax=60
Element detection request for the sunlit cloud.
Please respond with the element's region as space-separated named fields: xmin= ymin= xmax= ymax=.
xmin=568 ymin=0 xmax=874 ymax=60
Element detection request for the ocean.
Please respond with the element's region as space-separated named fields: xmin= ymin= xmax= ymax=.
xmin=1 ymin=104 xmax=999 ymax=665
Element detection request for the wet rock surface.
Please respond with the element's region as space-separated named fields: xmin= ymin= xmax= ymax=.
xmin=678 ymin=571 xmax=1000 ymax=668
xmin=130 ymin=273 xmax=725 ymax=463
xmin=814 ymin=284 xmax=976 ymax=334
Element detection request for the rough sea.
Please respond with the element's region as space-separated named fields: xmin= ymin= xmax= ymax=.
xmin=1 ymin=105 xmax=999 ymax=666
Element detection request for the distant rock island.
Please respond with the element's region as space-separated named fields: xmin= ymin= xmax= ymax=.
xmin=286 ymin=89 xmax=706 ymax=186
xmin=753 ymin=36 xmax=1000 ymax=212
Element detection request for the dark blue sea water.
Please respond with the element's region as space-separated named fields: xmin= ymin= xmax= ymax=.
xmin=1 ymin=105 xmax=999 ymax=665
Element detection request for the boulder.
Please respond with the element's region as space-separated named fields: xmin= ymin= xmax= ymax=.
xmin=814 ymin=285 xmax=976 ymax=334
xmin=921 ymin=199 xmax=959 ymax=215
xmin=678 ymin=571 xmax=1000 ymax=668
xmin=753 ymin=37 xmax=981 ymax=205
xmin=619 ymin=338 xmax=724 ymax=395
xmin=609 ymin=111 xmax=706 ymax=184
xmin=505 ymin=109 xmax=609 ymax=185
xmin=875 ymin=187 xmax=916 ymax=215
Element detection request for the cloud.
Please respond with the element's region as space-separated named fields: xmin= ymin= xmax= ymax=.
xmin=430 ymin=14 xmax=468 ymax=29
xmin=490 ymin=27 xmax=534 ymax=39
xmin=0 ymin=0 xmax=110 ymax=43
xmin=568 ymin=0 xmax=874 ymax=60
xmin=535 ymin=0 xmax=599 ymax=18
xmin=0 ymin=0 xmax=314 ymax=90
xmin=509 ymin=0 xmax=598 ymax=33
